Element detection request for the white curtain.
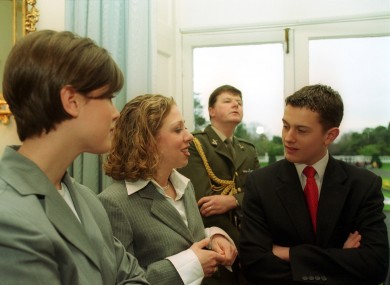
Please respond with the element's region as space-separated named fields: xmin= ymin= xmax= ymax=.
xmin=65 ymin=0 xmax=152 ymax=193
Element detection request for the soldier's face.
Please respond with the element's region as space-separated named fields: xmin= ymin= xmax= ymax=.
xmin=209 ymin=92 xmax=243 ymax=125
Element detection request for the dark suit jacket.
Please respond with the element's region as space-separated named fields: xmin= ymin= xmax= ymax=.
xmin=179 ymin=125 xmax=259 ymax=245
xmin=0 ymin=146 xmax=148 ymax=285
xmin=239 ymin=156 xmax=389 ymax=285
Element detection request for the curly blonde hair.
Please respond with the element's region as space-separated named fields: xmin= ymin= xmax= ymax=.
xmin=104 ymin=94 xmax=176 ymax=181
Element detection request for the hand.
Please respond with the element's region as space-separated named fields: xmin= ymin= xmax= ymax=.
xmin=272 ymin=244 xmax=290 ymax=261
xmin=198 ymin=195 xmax=237 ymax=217
xmin=190 ymin=238 xmax=226 ymax=277
xmin=209 ymin=234 xmax=238 ymax=266
xmin=343 ymin=231 xmax=361 ymax=249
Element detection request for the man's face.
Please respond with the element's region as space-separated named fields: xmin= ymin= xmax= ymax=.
xmin=208 ymin=92 xmax=243 ymax=125
xmin=282 ymin=105 xmax=338 ymax=165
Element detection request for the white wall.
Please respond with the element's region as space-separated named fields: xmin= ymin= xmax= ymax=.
xmin=36 ymin=0 xmax=65 ymax=31
xmin=0 ymin=0 xmax=65 ymax=156
xmin=179 ymin=0 xmax=390 ymax=30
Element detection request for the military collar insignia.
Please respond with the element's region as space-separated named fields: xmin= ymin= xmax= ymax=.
xmin=238 ymin=143 xmax=244 ymax=150
xmin=211 ymin=139 xmax=218 ymax=146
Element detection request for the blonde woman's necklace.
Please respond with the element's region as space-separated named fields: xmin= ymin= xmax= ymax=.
xmin=162 ymin=180 xmax=170 ymax=191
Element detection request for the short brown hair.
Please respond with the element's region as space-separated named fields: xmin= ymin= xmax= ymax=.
xmin=2 ymin=30 xmax=124 ymax=141
xmin=208 ymin=85 xmax=242 ymax=108
xmin=104 ymin=94 xmax=176 ymax=181
xmin=285 ymin=84 xmax=344 ymax=131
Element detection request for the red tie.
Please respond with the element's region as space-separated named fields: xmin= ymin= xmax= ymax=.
xmin=303 ymin=166 xmax=318 ymax=233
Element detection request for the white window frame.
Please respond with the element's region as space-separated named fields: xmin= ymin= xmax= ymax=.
xmin=180 ymin=17 xmax=390 ymax=131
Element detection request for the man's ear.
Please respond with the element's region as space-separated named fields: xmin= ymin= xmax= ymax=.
xmin=60 ymin=86 xmax=79 ymax=117
xmin=208 ymin=106 xmax=215 ymax=119
xmin=326 ymin=127 xmax=340 ymax=144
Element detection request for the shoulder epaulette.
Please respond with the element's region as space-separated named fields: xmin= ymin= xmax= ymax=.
xmin=235 ymin=137 xmax=256 ymax=147
xmin=192 ymin=130 xmax=206 ymax=136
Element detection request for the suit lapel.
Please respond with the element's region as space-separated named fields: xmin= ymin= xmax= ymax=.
xmin=275 ymin=161 xmax=315 ymax=242
xmin=205 ymin=126 xmax=233 ymax=163
xmin=233 ymin=138 xmax=246 ymax=168
xmin=316 ymin=157 xmax=350 ymax=245
xmin=182 ymin=188 xmax=204 ymax=239
xmin=139 ymin=183 xmax=194 ymax=243
xmin=45 ymin=175 xmax=101 ymax=271
xmin=0 ymin=149 xmax=102 ymax=270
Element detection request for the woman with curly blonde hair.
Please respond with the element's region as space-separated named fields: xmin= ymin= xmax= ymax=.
xmin=99 ymin=94 xmax=237 ymax=285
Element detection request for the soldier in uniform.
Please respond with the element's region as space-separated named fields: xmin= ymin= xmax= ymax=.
xmin=179 ymin=85 xmax=260 ymax=285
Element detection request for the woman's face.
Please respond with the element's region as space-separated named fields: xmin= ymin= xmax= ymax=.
xmin=155 ymin=105 xmax=194 ymax=170
xmin=76 ymin=86 xmax=119 ymax=154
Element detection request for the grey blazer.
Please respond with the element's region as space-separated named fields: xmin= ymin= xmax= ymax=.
xmin=98 ymin=179 xmax=207 ymax=285
xmin=0 ymin=146 xmax=149 ymax=285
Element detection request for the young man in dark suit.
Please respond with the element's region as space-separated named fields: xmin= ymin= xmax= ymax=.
xmin=239 ymin=84 xmax=389 ymax=285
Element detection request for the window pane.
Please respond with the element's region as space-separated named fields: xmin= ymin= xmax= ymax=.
xmin=309 ymin=37 xmax=390 ymax=133
xmin=193 ymin=44 xmax=284 ymax=139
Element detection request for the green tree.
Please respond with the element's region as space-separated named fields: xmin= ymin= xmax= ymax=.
xmin=235 ymin=123 xmax=252 ymax=141
xmin=193 ymin=92 xmax=208 ymax=131
xmin=331 ymin=123 xmax=390 ymax=156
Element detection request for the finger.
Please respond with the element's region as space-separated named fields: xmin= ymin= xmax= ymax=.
xmin=200 ymin=205 xmax=211 ymax=216
xmin=198 ymin=197 xmax=209 ymax=206
xmin=223 ymin=248 xmax=237 ymax=265
xmin=205 ymin=266 xmax=218 ymax=277
xmin=202 ymin=204 xmax=213 ymax=217
xmin=214 ymin=252 xmax=226 ymax=264
xmin=350 ymin=233 xmax=362 ymax=243
xmin=194 ymin=238 xmax=210 ymax=249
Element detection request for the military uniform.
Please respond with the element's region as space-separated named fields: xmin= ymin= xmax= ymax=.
xmin=178 ymin=125 xmax=259 ymax=285
xmin=179 ymin=125 xmax=259 ymax=244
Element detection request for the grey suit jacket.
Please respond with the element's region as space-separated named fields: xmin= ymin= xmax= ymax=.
xmin=240 ymin=156 xmax=389 ymax=285
xmin=98 ymin=179 xmax=207 ymax=285
xmin=0 ymin=146 xmax=149 ymax=285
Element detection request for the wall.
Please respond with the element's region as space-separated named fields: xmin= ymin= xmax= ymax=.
xmin=36 ymin=0 xmax=65 ymax=31
xmin=0 ymin=0 xmax=65 ymax=156
xmin=179 ymin=0 xmax=390 ymax=30
xmin=0 ymin=1 xmax=13 ymax=93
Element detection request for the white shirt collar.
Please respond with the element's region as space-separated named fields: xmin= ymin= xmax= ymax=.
xmin=295 ymin=151 xmax=329 ymax=182
xmin=211 ymin=125 xmax=234 ymax=142
xmin=125 ymin=169 xmax=190 ymax=197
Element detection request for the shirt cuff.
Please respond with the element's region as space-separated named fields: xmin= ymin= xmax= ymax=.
xmin=166 ymin=248 xmax=204 ymax=285
xmin=205 ymin=226 xmax=235 ymax=247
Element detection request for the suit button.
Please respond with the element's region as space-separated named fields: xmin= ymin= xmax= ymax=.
xmin=237 ymin=187 xmax=242 ymax=192
xmin=302 ymin=276 xmax=308 ymax=281
xmin=320 ymin=275 xmax=327 ymax=281
xmin=315 ymin=276 xmax=321 ymax=280
xmin=308 ymin=275 xmax=314 ymax=281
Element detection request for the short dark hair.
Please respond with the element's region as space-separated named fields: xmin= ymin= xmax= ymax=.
xmin=208 ymin=85 xmax=242 ymax=108
xmin=2 ymin=30 xmax=124 ymax=141
xmin=285 ymin=84 xmax=344 ymax=131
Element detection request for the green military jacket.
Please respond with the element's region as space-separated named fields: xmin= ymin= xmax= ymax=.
xmin=178 ymin=125 xmax=260 ymax=245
